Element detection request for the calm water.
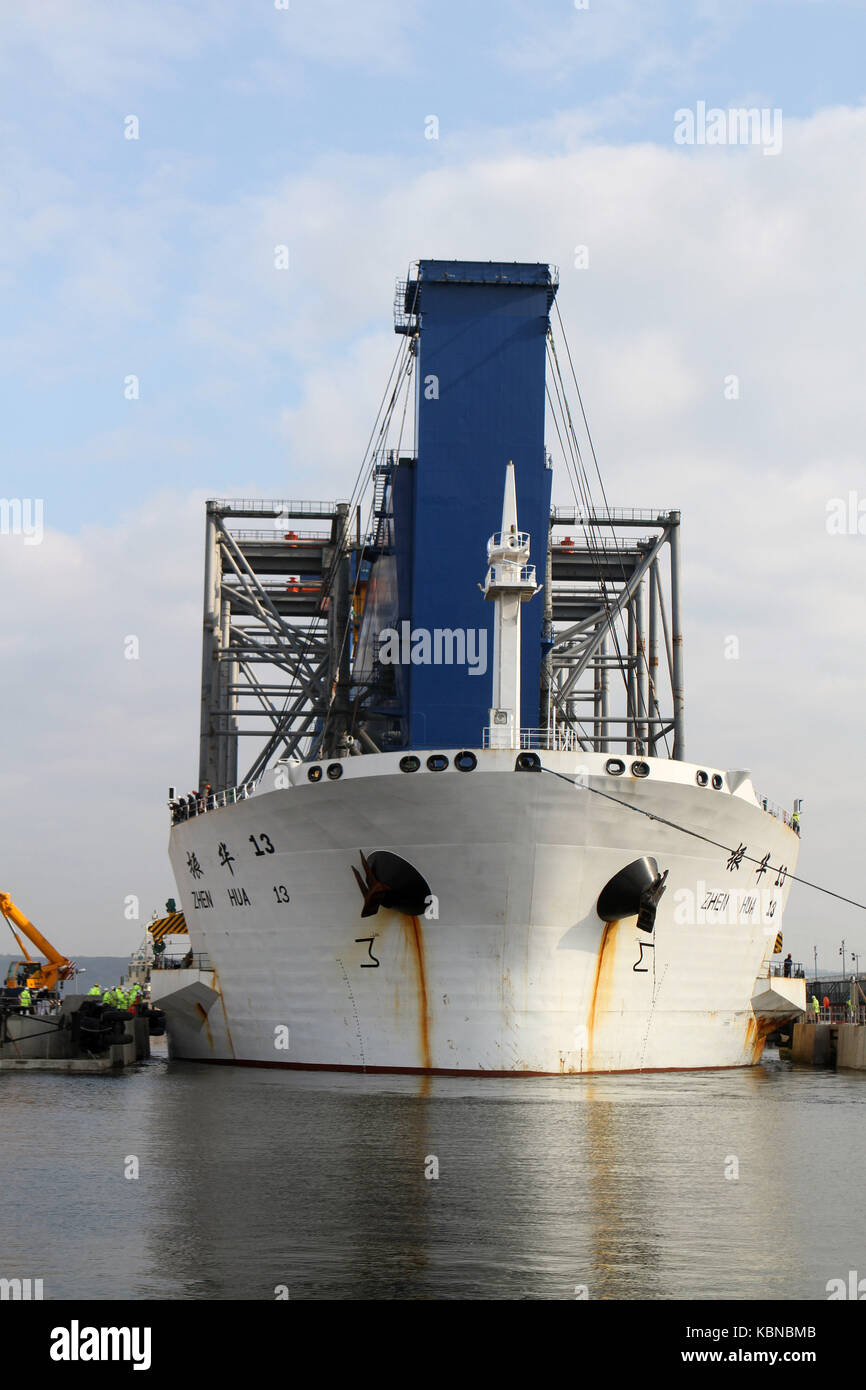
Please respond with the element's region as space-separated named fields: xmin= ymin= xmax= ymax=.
xmin=2 ymin=1044 xmax=863 ymax=1300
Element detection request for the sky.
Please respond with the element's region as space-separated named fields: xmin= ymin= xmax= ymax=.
xmin=1 ymin=0 xmax=865 ymax=962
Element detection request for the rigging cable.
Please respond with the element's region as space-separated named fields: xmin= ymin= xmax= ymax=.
xmin=540 ymin=764 xmax=866 ymax=912
xmin=545 ymin=337 xmax=643 ymax=750
xmin=545 ymin=344 xmax=632 ymax=698
xmin=547 ymin=328 xmax=664 ymax=746
xmin=551 ymin=301 xmax=673 ymax=756
xmin=256 ymin=289 xmax=418 ymax=768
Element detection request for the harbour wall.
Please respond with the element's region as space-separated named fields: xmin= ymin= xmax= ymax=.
xmin=791 ymin=1022 xmax=866 ymax=1070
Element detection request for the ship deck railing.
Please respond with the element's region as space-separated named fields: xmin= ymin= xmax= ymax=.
xmin=550 ymin=505 xmax=677 ymax=525
xmin=551 ymin=534 xmax=653 ymax=551
xmin=768 ymin=962 xmax=807 ymax=980
xmin=482 ymin=726 xmax=582 ymax=751
xmin=755 ymin=793 xmax=799 ymax=830
xmin=153 ymin=953 xmax=213 ymax=972
xmin=229 ymin=528 xmax=334 ymax=542
xmin=214 ymin=498 xmax=349 ymax=517
xmin=171 ymin=783 xmax=259 ymax=823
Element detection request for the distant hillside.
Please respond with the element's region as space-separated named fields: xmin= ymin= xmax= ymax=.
xmin=0 ymin=955 xmax=132 ymax=990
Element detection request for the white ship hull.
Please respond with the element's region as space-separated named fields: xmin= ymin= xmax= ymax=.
xmin=152 ymin=750 xmax=804 ymax=1074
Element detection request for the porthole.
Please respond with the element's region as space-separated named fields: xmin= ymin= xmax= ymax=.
xmin=515 ymin=752 xmax=541 ymax=772
xmin=631 ymin=761 xmax=650 ymax=778
xmin=712 ymin=773 xmax=723 ymax=790
xmin=326 ymin=762 xmax=343 ymax=780
xmin=426 ymin=754 xmax=449 ymax=771
xmin=605 ymin=758 xmax=625 ymax=776
xmin=399 ymin=755 xmax=420 ymax=773
xmin=307 ymin=765 xmax=323 ymax=783
xmin=455 ymin=751 xmax=477 ymax=771
xmin=696 ymin=770 xmax=709 ymax=787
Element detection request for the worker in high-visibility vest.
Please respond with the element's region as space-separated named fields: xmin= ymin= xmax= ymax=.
xmin=811 ymin=995 xmax=820 ymax=1019
xmin=102 ymin=988 xmax=114 ymax=1006
xmin=88 ymin=983 xmax=101 ymax=996
xmin=19 ymin=987 xmax=32 ymax=1013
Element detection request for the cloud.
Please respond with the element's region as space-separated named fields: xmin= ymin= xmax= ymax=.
xmin=1 ymin=0 xmax=232 ymax=98
xmin=0 ymin=492 xmax=207 ymax=953
xmin=491 ymin=0 xmax=730 ymax=87
xmin=273 ymin=0 xmax=424 ymax=75
xmin=0 ymin=0 xmax=424 ymax=100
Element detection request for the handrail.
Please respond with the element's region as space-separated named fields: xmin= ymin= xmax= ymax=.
xmin=768 ymin=962 xmax=806 ymax=979
xmin=756 ymin=793 xmax=799 ymax=830
xmin=482 ymin=726 xmax=581 ymax=751
xmin=212 ymin=498 xmax=349 ymax=515
xmin=230 ymin=529 xmax=332 ymax=542
xmin=152 ymin=953 xmax=213 ymax=971
xmin=806 ymin=1006 xmax=866 ymax=1025
xmin=170 ymin=781 xmax=260 ymax=823
xmin=552 ymin=536 xmax=652 ymax=551
xmin=551 ymin=505 xmax=675 ymax=523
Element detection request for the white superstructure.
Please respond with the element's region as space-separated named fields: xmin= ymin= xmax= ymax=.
xmin=483 ymin=460 xmax=540 ymax=750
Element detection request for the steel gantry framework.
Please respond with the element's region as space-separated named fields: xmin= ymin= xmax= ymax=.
xmin=544 ymin=506 xmax=685 ymax=758
xmin=198 ymin=498 xmax=360 ymax=792
xmin=197 ymin=494 xmax=686 ymax=793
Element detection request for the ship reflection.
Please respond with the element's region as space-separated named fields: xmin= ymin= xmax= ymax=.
xmin=141 ymin=1059 xmax=811 ymax=1300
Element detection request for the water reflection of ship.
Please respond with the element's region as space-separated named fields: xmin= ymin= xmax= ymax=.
xmin=135 ymin=1069 xmax=810 ymax=1299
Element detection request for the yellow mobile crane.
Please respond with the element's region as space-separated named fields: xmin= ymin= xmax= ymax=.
xmin=1 ymin=892 xmax=76 ymax=991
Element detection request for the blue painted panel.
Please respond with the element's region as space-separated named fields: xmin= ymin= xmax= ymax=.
xmin=404 ymin=261 xmax=556 ymax=748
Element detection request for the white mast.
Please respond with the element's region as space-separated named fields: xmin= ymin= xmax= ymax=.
xmin=482 ymin=461 xmax=540 ymax=749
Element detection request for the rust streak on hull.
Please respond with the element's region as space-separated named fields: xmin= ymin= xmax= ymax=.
xmin=746 ymin=1014 xmax=779 ymax=1064
xmin=405 ymin=913 xmax=432 ymax=1074
xmin=194 ymin=1001 xmax=214 ymax=1051
xmin=210 ymin=967 xmax=236 ymax=1059
xmin=587 ymin=919 xmax=618 ymax=1069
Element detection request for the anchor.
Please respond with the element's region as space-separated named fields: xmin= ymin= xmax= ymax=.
xmin=351 ymin=850 xmax=432 ymax=919
xmin=352 ymin=851 xmax=394 ymax=919
xmin=597 ymin=856 xmax=669 ymax=934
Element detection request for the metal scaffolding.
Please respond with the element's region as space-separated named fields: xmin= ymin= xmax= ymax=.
xmin=197 ymin=496 xmax=686 ymax=792
xmin=198 ymin=498 xmax=359 ymax=791
xmin=544 ymin=507 xmax=685 ymax=758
